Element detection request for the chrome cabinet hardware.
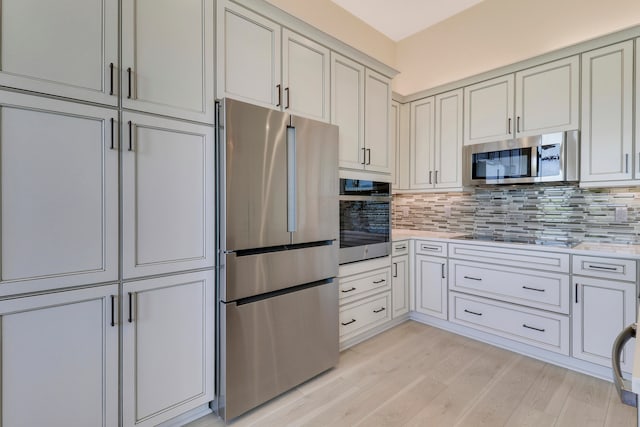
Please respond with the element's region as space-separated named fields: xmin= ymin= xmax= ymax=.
xmin=420 ymin=245 xmax=439 ymax=251
xmin=587 ymin=264 xmax=618 ymax=271
xmin=341 ymin=318 xmax=356 ymax=326
xmin=373 ymin=307 xmax=385 ymax=313
xmin=522 ymin=286 xmax=545 ymax=292
xmin=522 ymin=324 xmax=545 ymax=332
xmin=464 ymin=309 xmax=482 ymax=316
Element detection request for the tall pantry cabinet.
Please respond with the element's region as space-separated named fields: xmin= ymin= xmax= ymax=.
xmin=0 ymin=1 xmax=215 ymax=426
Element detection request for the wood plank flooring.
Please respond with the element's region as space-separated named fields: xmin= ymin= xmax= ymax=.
xmin=188 ymin=321 xmax=637 ymax=427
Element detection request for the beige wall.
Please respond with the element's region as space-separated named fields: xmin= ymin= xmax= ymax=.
xmin=264 ymin=0 xmax=396 ymax=68
xmin=395 ymin=0 xmax=640 ymax=95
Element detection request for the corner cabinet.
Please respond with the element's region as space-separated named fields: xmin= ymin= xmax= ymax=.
xmin=0 ymin=285 xmax=119 ymax=427
xmin=580 ymin=40 xmax=634 ymax=184
xmin=464 ymin=56 xmax=579 ymax=145
xmin=217 ymin=1 xmax=330 ymax=122
xmin=414 ymin=241 xmax=448 ymax=319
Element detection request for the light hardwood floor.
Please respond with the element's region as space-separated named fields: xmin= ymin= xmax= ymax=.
xmin=189 ymin=321 xmax=637 ymax=427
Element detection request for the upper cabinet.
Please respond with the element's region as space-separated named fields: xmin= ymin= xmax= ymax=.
xmin=393 ymin=102 xmax=410 ymax=192
xmin=464 ymin=56 xmax=579 ymax=145
xmin=364 ymin=69 xmax=393 ymax=174
xmin=217 ymin=1 xmax=330 ymax=122
xmin=580 ymin=40 xmax=634 ymax=184
xmin=0 ymin=0 xmax=118 ymax=106
xmin=122 ymin=0 xmax=215 ymax=124
xmin=391 ymin=100 xmax=401 ymax=189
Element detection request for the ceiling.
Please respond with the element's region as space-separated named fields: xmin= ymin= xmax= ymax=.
xmin=330 ymin=0 xmax=485 ymax=41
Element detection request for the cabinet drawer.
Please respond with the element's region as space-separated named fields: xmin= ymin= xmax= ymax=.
xmin=392 ymin=240 xmax=409 ymax=256
xmin=449 ymin=292 xmax=569 ymax=355
xmin=450 ymin=261 xmax=569 ymax=314
xmin=416 ymin=240 xmax=447 ymax=256
xmin=449 ymin=243 xmax=569 ymax=273
xmin=572 ymin=255 xmax=636 ymax=282
xmin=339 ymin=293 xmax=391 ymax=339
xmin=339 ymin=267 xmax=391 ymax=304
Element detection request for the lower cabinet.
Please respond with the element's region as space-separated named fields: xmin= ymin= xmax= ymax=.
xmin=415 ymin=254 xmax=447 ymax=320
xmin=122 ymin=270 xmax=214 ymax=427
xmin=0 ymin=285 xmax=119 ymax=427
xmin=572 ymin=276 xmax=636 ymax=373
xmin=339 ymin=292 xmax=391 ymax=342
xmin=392 ymin=254 xmax=409 ymax=318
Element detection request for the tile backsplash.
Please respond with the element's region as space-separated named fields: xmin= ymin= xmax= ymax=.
xmin=393 ymin=184 xmax=640 ymax=244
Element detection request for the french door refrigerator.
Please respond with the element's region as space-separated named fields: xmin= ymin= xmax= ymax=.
xmin=215 ymin=98 xmax=339 ymax=420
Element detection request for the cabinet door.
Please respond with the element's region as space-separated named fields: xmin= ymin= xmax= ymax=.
xmin=573 ymin=277 xmax=636 ymax=372
xmin=409 ymin=97 xmax=435 ymax=189
xmin=515 ymin=56 xmax=579 ymax=137
xmin=122 ymin=112 xmax=214 ymax=279
xmin=0 ymin=91 xmax=118 ymax=297
xmin=582 ymin=41 xmax=633 ymax=182
xmin=463 ymin=75 xmax=514 ymax=145
xmin=123 ymin=271 xmax=214 ymax=427
xmin=392 ymin=255 xmax=409 ymax=318
xmin=0 ymin=285 xmax=118 ymax=427
xmin=364 ymin=69 xmax=393 ymax=173
xmin=434 ymin=89 xmax=463 ymax=189
xmin=122 ymin=0 xmax=215 ymax=123
xmin=331 ymin=52 xmax=365 ymax=170
xmin=415 ymin=255 xmax=447 ymax=319
xmin=391 ymin=100 xmax=401 ymax=189
xmin=282 ymin=29 xmax=331 ymax=122
xmin=0 ymin=0 xmax=118 ymax=105
xmin=217 ymin=1 xmax=281 ymax=110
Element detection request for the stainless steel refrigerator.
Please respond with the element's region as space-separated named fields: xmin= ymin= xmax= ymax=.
xmin=215 ymin=98 xmax=339 ymax=420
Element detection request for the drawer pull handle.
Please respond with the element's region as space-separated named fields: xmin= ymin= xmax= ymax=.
xmin=464 ymin=309 xmax=482 ymax=316
xmin=373 ymin=279 xmax=386 ymax=284
xmin=373 ymin=307 xmax=386 ymax=313
xmin=341 ymin=319 xmax=356 ymax=326
xmin=464 ymin=276 xmax=482 ymax=281
xmin=341 ymin=287 xmax=357 ymax=293
xmin=395 ymin=245 xmax=407 ymax=250
xmin=421 ymin=245 xmax=439 ymax=251
xmin=522 ymin=324 xmax=545 ymax=332
xmin=586 ymin=264 xmax=618 ymax=271
xmin=393 ymin=262 xmax=398 ymax=278
xmin=522 ymin=286 xmax=545 ymax=292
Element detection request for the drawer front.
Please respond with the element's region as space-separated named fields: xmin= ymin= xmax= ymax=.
xmin=449 ymin=243 xmax=569 ymax=273
xmin=449 ymin=292 xmax=569 ymax=355
xmin=572 ymin=255 xmax=637 ymax=282
xmin=416 ymin=240 xmax=447 ymax=257
xmin=339 ymin=293 xmax=391 ymax=339
xmin=339 ymin=267 xmax=391 ymax=304
xmin=450 ymin=261 xmax=569 ymax=314
xmin=392 ymin=240 xmax=409 ymax=256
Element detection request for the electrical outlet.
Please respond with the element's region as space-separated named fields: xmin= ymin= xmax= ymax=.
xmin=615 ymin=206 xmax=628 ymax=222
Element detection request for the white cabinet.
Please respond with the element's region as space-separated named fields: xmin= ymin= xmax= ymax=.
xmin=123 ymin=270 xmax=214 ymax=427
xmin=464 ymin=56 xmax=579 ymax=145
xmin=0 ymin=0 xmax=118 ymax=105
xmin=581 ymin=40 xmax=634 ymax=183
xmin=332 ymin=53 xmax=365 ymax=170
xmin=122 ymin=0 xmax=214 ymax=123
xmin=0 ymin=285 xmax=118 ymax=427
xmin=217 ymin=1 xmax=330 ymax=122
xmin=364 ymin=69 xmax=393 ymax=173
xmin=122 ymin=112 xmax=214 ymax=280
xmin=409 ymin=89 xmax=463 ymax=190
xmin=391 ymin=100 xmax=401 ymax=189
xmin=392 ymin=254 xmax=409 ymax=318
xmin=415 ymin=254 xmax=447 ymax=320
xmin=0 ymin=91 xmax=118 ymax=297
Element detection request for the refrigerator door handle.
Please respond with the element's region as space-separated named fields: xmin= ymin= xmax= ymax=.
xmin=612 ymin=323 xmax=638 ymax=407
xmin=287 ymin=125 xmax=297 ymax=232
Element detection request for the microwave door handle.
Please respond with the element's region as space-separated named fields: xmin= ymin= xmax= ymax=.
xmin=531 ymin=147 xmax=538 ymax=179
xmin=287 ymin=125 xmax=297 ymax=232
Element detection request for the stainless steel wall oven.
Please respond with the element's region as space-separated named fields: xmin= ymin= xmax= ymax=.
xmin=339 ymin=179 xmax=391 ymax=264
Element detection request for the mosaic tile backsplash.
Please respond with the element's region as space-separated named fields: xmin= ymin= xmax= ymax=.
xmin=392 ymin=185 xmax=640 ymax=244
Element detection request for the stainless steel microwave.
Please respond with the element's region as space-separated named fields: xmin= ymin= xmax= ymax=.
xmin=463 ymin=130 xmax=579 ymax=185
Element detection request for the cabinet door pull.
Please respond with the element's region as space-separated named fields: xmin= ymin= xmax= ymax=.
xmin=341 ymin=318 xmax=356 ymax=326
xmin=361 ymin=147 xmax=367 ymax=165
xmin=522 ymin=324 xmax=545 ymax=332
xmin=522 ymin=285 xmax=545 ymax=292
xmin=373 ymin=307 xmax=386 ymax=313
xmin=110 ymin=118 xmax=115 ymax=150
xmin=110 ymin=295 xmax=115 ymax=327
xmin=587 ymin=264 xmax=618 ymax=271
xmin=434 ymin=170 xmax=438 ymax=184
xmin=508 ymin=117 xmax=512 ymax=134
xmin=395 ymin=245 xmax=407 ymax=250
xmin=516 ymin=116 xmax=521 ymax=133
xmin=109 ymin=63 xmax=114 ymax=96
xmin=464 ymin=275 xmax=482 ymax=281
xmin=373 ymin=279 xmax=386 ymax=284
xmin=575 ymin=283 xmax=578 ymax=303
xmin=393 ymin=262 xmax=398 ymax=278
xmin=429 ymin=171 xmax=433 ymax=184
xmin=366 ymin=148 xmax=371 ymax=165
xmin=421 ymin=245 xmax=439 ymax=251
xmin=626 ymin=154 xmax=630 ymax=174
xmin=341 ymin=287 xmax=356 ymax=293
xmin=441 ymin=263 xmax=445 ymax=279
xmin=464 ymin=309 xmax=482 ymax=316
xmin=127 ymin=67 xmax=132 ymax=99
xmin=128 ymin=292 xmax=134 ymax=323
xmin=128 ymin=121 xmax=133 ymax=152
xmin=285 ymin=87 xmax=290 ymax=109
xmin=276 ymin=84 xmax=282 ymax=107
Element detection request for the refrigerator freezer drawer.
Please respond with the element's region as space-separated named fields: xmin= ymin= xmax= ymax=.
xmin=224 ymin=242 xmax=337 ymax=302
xmin=222 ymin=280 xmax=339 ymax=420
